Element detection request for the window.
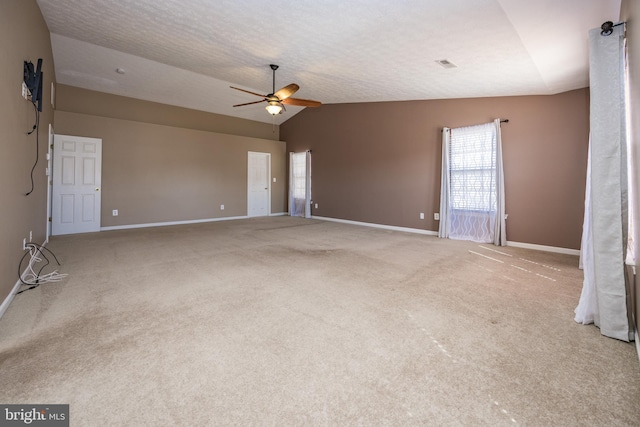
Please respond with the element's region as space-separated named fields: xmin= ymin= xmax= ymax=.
xmin=439 ymin=120 xmax=506 ymax=245
xmin=289 ymin=151 xmax=311 ymax=218
xmin=449 ymin=124 xmax=497 ymax=212
xmin=291 ymin=152 xmax=306 ymax=199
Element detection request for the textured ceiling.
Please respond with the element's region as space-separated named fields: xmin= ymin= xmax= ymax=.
xmin=37 ymin=0 xmax=621 ymax=125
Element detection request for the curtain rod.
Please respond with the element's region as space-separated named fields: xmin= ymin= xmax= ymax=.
xmin=442 ymin=119 xmax=509 ymax=132
xmin=601 ymin=21 xmax=625 ymax=36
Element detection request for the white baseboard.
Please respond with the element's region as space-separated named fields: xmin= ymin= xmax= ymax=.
xmin=636 ymin=330 xmax=639 ymax=368
xmin=101 ymin=215 xmax=250 ymax=231
xmin=311 ymin=216 xmax=438 ymax=236
xmin=506 ymin=241 xmax=580 ymax=256
xmin=0 ymin=241 xmax=48 ymax=320
xmin=101 ymin=213 xmax=291 ymax=232
xmin=0 ymin=279 xmax=23 ymax=320
xmin=311 ymin=216 xmax=580 ymax=255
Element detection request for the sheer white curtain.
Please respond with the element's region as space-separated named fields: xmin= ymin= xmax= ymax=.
xmin=575 ymin=24 xmax=632 ymax=341
xmin=288 ymin=151 xmax=311 ymax=218
xmin=438 ymin=129 xmax=452 ymax=240
xmin=439 ymin=119 xmax=506 ymax=245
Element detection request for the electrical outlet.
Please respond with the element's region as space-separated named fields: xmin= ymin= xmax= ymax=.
xmin=272 ymin=177 xmax=276 ymax=183
xmin=420 ymin=213 xmax=425 ymax=220
xmin=315 ymin=203 xmax=318 ymax=209
xmin=112 ymin=209 xmax=118 ymax=216
xmin=220 ymin=204 xmax=225 ymax=210
xmin=29 ymin=231 xmax=32 ymax=242
xmin=434 ymin=213 xmax=440 ymax=220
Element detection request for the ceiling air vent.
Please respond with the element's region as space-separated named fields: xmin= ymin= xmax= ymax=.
xmin=435 ymin=59 xmax=457 ymax=69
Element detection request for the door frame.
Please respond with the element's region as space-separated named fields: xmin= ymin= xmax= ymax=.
xmin=247 ymin=151 xmax=271 ymax=217
xmin=46 ymin=124 xmax=54 ymax=242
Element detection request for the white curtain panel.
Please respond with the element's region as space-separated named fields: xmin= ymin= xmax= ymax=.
xmin=493 ymin=119 xmax=506 ymax=246
xmin=439 ymin=120 xmax=506 ymax=245
xmin=576 ymin=136 xmax=597 ymax=320
xmin=438 ymin=128 xmax=451 ymax=239
xmin=575 ymin=24 xmax=631 ymax=342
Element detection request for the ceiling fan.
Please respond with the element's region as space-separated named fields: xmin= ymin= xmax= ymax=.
xmin=230 ymin=64 xmax=321 ymax=116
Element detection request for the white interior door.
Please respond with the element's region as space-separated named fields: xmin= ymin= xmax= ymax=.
xmin=52 ymin=135 xmax=102 ymax=235
xmin=247 ymin=151 xmax=270 ymax=217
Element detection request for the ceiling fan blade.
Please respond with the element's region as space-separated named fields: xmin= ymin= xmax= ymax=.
xmin=230 ymin=86 xmax=267 ymax=98
xmin=282 ymin=97 xmax=322 ymax=107
xmin=233 ymin=100 xmax=266 ymax=107
xmin=274 ymin=83 xmax=299 ymax=100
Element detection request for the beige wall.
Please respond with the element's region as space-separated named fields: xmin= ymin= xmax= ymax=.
xmin=622 ymin=0 xmax=639 ymax=339
xmin=0 ymin=1 xmax=55 ymax=306
xmin=54 ymin=110 xmax=286 ymax=227
xmin=56 ymin=85 xmax=280 ymax=141
xmin=281 ymin=89 xmax=589 ymax=250
xmin=54 ymin=83 xmax=287 ymax=229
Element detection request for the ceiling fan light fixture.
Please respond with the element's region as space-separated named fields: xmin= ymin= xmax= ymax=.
xmin=266 ymin=100 xmax=283 ymax=115
xmin=231 ymin=64 xmax=320 ymax=116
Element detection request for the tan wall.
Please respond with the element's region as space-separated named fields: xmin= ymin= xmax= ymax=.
xmin=54 ymin=111 xmax=286 ymax=227
xmin=281 ymin=89 xmax=589 ymax=250
xmin=622 ymin=0 xmax=640 ymax=338
xmin=0 ymin=1 xmax=55 ymax=305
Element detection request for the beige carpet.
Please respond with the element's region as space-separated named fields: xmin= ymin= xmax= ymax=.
xmin=1 ymin=216 xmax=639 ymax=426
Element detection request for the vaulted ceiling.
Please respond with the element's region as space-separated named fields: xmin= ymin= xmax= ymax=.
xmin=36 ymin=0 xmax=621 ymax=124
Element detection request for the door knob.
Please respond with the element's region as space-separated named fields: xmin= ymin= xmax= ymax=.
xmin=95 ymin=188 xmax=100 ymax=191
